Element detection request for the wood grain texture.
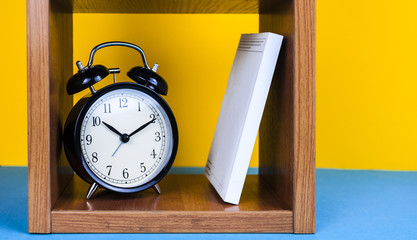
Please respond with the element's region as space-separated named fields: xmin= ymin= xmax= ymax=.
xmin=71 ymin=0 xmax=258 ymax=13
xmin=259 ymin=0 xmax=296 ymax=212
xmin=28 ymin=0 xmax=315 ymax=234
xmin=294 ymin=0 xmax=316 ymax=233
xmin=53 ymin=175 xmax=290 ymax=211
xmin=258 ymin=0 xmax=316 ymax=233
xmin=27 ymin=0 xmax=74 ymax=233
xmin=51 ymin=175 xmax=293 ymax=232
xmin=48 ymin=0 xmax=74 ymax=208
xmin=27 ymin=0 xmax=51 ymax=233
xmin=52 ymin=210 xmax=292 ymax=233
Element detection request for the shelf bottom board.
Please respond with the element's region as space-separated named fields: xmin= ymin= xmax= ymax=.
xmin=51 ymin=174 xmax=293 ymax=233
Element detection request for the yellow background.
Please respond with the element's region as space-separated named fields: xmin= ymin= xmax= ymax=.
xmin=1 ymin=1 xmax=417 ymax=170
xmin=72 ymin=14 xmax=259 ymax=167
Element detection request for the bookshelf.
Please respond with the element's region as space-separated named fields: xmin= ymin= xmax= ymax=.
xmin=27 ymin=0 xmax=315 ymax=233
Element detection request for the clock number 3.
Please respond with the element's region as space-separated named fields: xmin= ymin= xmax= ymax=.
xmin=155 ymin=132 xmax=161 ymax=142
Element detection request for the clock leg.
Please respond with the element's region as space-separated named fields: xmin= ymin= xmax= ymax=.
xmin=86 ymin=182 xmax=99 ymax=199
xmin=152 ymin=184 xmax=161 ymax=194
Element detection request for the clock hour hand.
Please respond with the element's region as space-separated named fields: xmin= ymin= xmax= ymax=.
xmin=102 ymin=121 xmax=123 ymax=137
xmin=129 ymin=118 xmax=156 ymax=137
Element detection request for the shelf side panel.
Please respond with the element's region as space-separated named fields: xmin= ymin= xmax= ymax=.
xmin=49 ymin=0 xmax=74 ymax=208
xmin=27 ymin=0 xmax=51 ymax=233
xmin=258 ymin=0 xmax=295 ymax=213
xmin=294 ymin=0 xmax=316 ymax=233
xmin=259 ymin=0 xmax=316 ymax=233
xmin=27 ymin=0 xmax=74 ymax=233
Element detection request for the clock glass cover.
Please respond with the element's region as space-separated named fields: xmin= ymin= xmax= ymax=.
xmin=80 ymin=87 xmax=174 ymax=189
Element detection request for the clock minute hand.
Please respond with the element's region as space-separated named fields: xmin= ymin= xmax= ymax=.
xmin=102 ymin=121 xmax=123 ymax=137
xmin=129 ymin=118 xmax=156 ymax=137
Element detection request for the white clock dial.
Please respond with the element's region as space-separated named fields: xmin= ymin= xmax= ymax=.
xmin=79 ymin=88 xmax=173 ymax=188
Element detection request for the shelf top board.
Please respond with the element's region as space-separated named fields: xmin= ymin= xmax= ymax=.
xmin=69 ymin=0 xmax=258 ymax=13
xmin=52 ymin=174 xmax=291 ymax=212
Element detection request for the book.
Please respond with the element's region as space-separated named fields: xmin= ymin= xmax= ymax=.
xmin=204 ymin=32 xmax=283 ymax=204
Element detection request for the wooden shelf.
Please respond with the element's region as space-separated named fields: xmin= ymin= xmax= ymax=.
xmin=28 ymin=0 xmax=315 ymax=234
xmin=71 ymin=0 xmax=259 ymax=13
xmin=51 ymin=175 xmax=293 ymax=232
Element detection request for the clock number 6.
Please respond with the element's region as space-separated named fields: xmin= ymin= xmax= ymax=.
xmin=123 ymin=168 xmax=129 ymax=179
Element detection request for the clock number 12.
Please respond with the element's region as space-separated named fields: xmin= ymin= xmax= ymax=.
xmin=119 ymin=98 xmax=128 ymax=108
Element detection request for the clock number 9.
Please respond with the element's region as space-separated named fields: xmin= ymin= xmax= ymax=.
xmin=123 ymin=168 xmax=129 ymax=179
xmin=91 ymin=152 xmax=98 ymax=163
xmin=86 ymin=135 xmax=93 ymax=145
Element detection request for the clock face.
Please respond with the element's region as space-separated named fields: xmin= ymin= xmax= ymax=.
xmin=79 ymin=87 xmax=175 ymax=189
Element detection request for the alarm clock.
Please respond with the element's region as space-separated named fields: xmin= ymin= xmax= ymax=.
xmin=63 ymin=41 xmax=178 ymax=199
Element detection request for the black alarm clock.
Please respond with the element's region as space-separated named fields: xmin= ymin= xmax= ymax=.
xmin=63 ymin=41 xmax=178 ymax=199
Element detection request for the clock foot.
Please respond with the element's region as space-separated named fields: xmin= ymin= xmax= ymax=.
xmin=86 ymin=182 xmax=98 ymax=199
xmin=152 ymin=184 xmax=161 ymax=194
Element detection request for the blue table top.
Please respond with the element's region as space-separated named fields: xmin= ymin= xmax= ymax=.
xmin=1 ymin=167 xmax=416 ymax=240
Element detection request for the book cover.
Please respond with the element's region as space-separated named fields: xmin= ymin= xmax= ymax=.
xmin=204 ymin=32 xmax=283 ymax=204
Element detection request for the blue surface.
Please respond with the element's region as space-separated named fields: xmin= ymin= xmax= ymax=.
xmin=0 ymin=167 xmax=416 ymax=239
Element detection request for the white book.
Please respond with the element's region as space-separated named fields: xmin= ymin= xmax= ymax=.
xmin=204 ymin=32 xmax=283 ymax=204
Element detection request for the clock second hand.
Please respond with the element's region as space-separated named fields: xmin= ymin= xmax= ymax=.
xmin=103 ymin=121 xmax=130 ymax=157
xmin=112 ymin=142 xmax=123 ymax=157
xmin=111 ymin=133 xmax=130 ymax=157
